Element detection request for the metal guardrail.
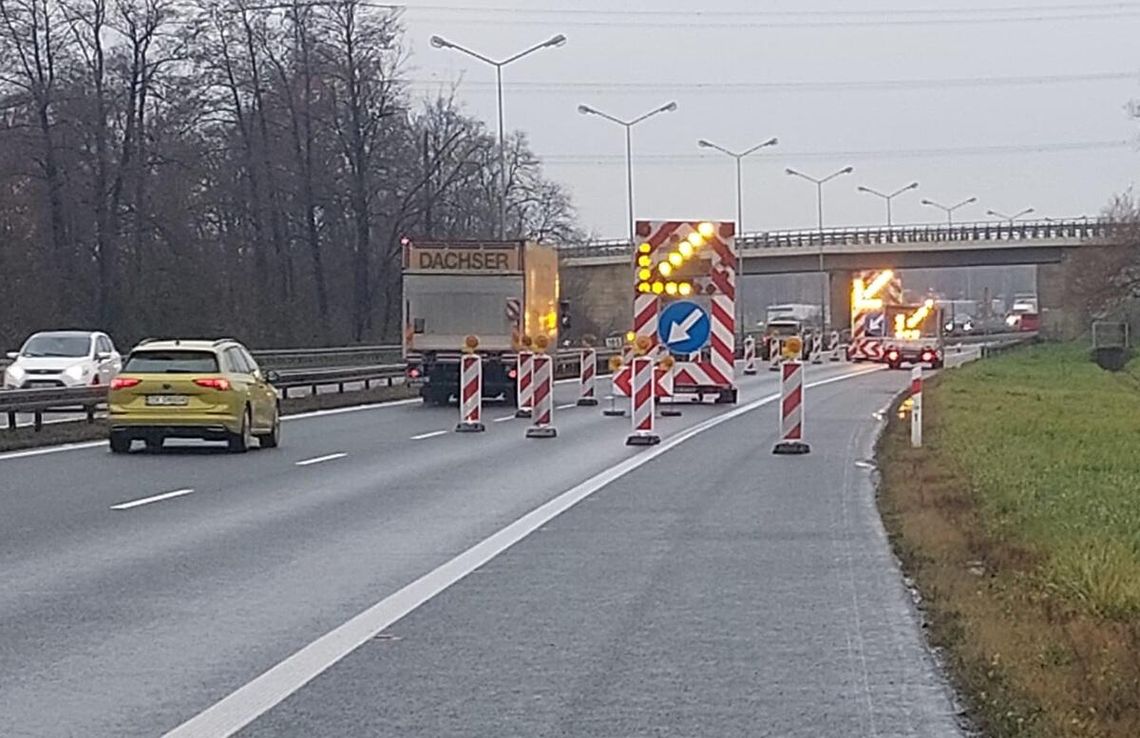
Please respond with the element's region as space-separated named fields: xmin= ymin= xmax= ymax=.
xmin=558 ymin=218 xmax=1117 ymax=260
xmin=1 ymin=349 xmax=621 ymax=432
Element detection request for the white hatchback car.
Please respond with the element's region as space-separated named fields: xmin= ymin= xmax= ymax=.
xmin=3 ymin=331 xmax=123 ymax=389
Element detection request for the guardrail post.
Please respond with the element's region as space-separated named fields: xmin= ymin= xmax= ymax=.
xmin=6 ymin=410 xmax=15 ymax=430
xmin=86 ymin=405 xmax=95 ymax=424
xmin=34 ymin=410 xmax=43 ymax=432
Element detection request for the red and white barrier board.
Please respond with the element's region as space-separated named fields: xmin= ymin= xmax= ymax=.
xmin=768 ymin=337 xmax=781 ymax=371
xmin=455 ymin=354 xmax=485 ymax=433
xmin=743 ymin=336 xmax=757 ymax=376
xmin=526 ymin=354 xmax=556 ymax=438
xmin=626 ymin=356 xmax=660 ymax=446
xmin=515 ymin=350 xmax=534 ymax=418
xmin=773 ymin=360 xmax=810 ymax=454
xmin=578 ymin=348 xmax=599 ymax=406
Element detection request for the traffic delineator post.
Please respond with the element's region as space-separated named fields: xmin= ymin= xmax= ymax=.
xmin=829 ymin=330 xmax=841 ymax=362
xmin=773 ymin=360 xmax=810 ymax=455
xmin=626 ymin=355 xmax=660 ymax=446
xmin=910 ymin=366 xmax=923 ymax=448
xmin=456 ymin=341 xmax=485 ymax=433
xmin=743 ymin=335 xmax=757 ymax=376
xmin=577 ymin=348 xmax=599 ymax=406
xmin=768 ymin=337 xmax=781 ymax=371
xmin=811 ymin=333 xmax=823 ymax=365
xmin=526 ymin=353 xmax=557 ymax=439
xmin=603 ymin=354 xmax=626 ymax=417
xmin=515 ymin=350 xmax=534 ymax=418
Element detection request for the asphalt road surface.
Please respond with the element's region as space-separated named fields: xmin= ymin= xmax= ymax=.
xmin=0 ymin=362 xmax=965 ymax=737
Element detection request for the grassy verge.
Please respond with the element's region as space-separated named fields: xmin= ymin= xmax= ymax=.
xmin=0 ymin=385 xmax=417 ymax=453
xmin=878 ymin=343 xmax=1140 ymax=737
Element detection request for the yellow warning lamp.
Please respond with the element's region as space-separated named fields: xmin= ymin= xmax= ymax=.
xmin=463 ymin=335 xmax=480 ymax=353
xmin=678 ymin=242 xmax=694 ymax=259
xmin=784 ymin=336 xmax=803 ymax=359
xmin=534 ymin=334 xmax=550 ymax=353
xmin=698 ymin=222 xmax=716 ymax=239
xmin=521 ymin=334 xmax=534 ymax=349
xmin=668 ymin=252 xmax=683 ymax=268
xmin=659 ymin=355 xmax=675 ymax=371
xmin=638 ymin=242 xmax=652 ymax=254
xmin=637 ymin=255 xmax=652 ymax=268
xmin=678 ymin=282 xmax=693 ymax=297
xmin=651 ymin=282 xmax=665 ymax=295
xmin=687 ymin=232 xmax=704 ymax=248
xmin=638 ymin=268 xmax=652 ymax=281
xmin=637 ymin=282 xmax=652 ymax=293
xmin=665 ymin=282 xmax=678 ymax=296
xmin=609 ymin=355 xmax=624 ymax=372
xmin=625 ymin=331 xmax=637 ymax=343
xmin=658 ymin=262 xmax=673 ymax=277
xmin=635 ymin=335 xmax=653 ymax=355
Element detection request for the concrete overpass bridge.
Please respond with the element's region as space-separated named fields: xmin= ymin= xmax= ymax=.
xmin=559 ymin=218 xmax=1125 ymax=337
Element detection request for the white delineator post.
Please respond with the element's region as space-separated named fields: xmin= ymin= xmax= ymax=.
xmin=768 ymin=337 xmax=781 ymax=371
xmin=829 ymin=330 xmax=841 ymax=362
xmin=910 ymin=366 xmax=923 ymax=448
xmin=811 ymin=333 xmax=823 ymax=364
xmin=743 ymin=335 xmax=757 ymax=376
xmin=455 ymin=353 xmax=485 ymax=433
xmin=773 ymin=360 xmax=810 ymax=455
xmin=578 ymin=348 xmax=598 ymax=406
xmin=626 ymin=355 xmax=660 ymax=446
xmin=515 ymin=350 xmax=534 ymax=418
xmin=525 ymin=353 xmax=557 ymax=438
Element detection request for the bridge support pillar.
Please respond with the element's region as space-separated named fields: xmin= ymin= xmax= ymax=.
xmin=829 ymin=270 xmax=854 ymax=333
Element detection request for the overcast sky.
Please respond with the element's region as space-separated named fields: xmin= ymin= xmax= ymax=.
xmin=397 ymin=1 xmax=1139 ymax=240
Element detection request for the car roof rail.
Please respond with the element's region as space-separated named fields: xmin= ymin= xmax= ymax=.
xmin=213 ymin=337 xmax=240 ymax=346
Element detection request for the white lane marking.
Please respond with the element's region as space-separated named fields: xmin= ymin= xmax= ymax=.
xmin=0 ymin=440 xmax=107 ymax=462
xmin=854 ymin=461 xmax=876 ymax=470
xmin=284 ymin=398 xmax=420 ymax=422
xmin=110 ymin=488 xmax=194 ymax=511
xmin=162 ymin=365 xmax=882 ymax=738
xmin=556 ymin=403 xmax=576 ymax=410
xmin=492 ymin=415 xmax=515 ymax=423
xmin=410 ymin=430 xmax=448 ymax=441
xmin=294 ymin=453 xmax=347 ymax=467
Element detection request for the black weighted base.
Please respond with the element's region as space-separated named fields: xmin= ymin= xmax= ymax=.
xmin=773 ymin=441 xmax=811 ymax=455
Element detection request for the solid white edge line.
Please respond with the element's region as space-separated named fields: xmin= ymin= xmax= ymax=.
xmin=294 ymin=453 xmax=348 ymax=467
xmin=111 ymin=488 xmax=194 ymax=511
xmin=410 ymin=430 xmax=448 ymax=441
xmin=161 ymin=364 xmax=883 ymax=738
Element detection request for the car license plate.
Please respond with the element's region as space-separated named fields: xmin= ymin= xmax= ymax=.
xmin=146 ymin=394 xmax=188 ymax=406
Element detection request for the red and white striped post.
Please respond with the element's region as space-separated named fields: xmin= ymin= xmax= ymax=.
xmin=515 ymin=350 xmax=534 ymax=418
xmin=811 ymin=333 xmax=823 ymax=365
xmin=626 ymin=355 xmax=660 ymax=446
xmin=743 ymin=335 xmax=757 ymax=376
xmin=526 ymin=353 xmax=557 ymax=438
xmin=773 ymin=360 xmax=811 ymax=455
xmin=455 ymin=351 xmax=485 ymax=433
xmin=578 ymin=348 xmax=598 ymax=406
xmin=910 ymin=366 xmax=923 ymax=448
xmin=829 ymin=330 xmax=841 ymax=362
xmin=768 ymin=337 xmax=781 ymax=371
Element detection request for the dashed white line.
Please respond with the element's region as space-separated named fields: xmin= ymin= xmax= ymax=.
xmin=294 ymin=453 xmax=347 ymax=467
xmin=492 ymin=415 xmax=515 ymax=423
xmin=556 ymin=403 xmax=576 ymax=410
xmin=110 ymin=488 xmax=194 ymax=511
xmin=410 ymin=430 xmax=448 ymax=441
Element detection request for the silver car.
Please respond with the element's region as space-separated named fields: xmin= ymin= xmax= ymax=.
xmin=3 ymin=331 xmax=122 ymax=389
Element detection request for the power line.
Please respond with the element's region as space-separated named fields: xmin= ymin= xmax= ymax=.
xmin=406 ymin=70 xmax=1138 ymax=95
xmin=537 ymin=140 xmax=1134 ymax=166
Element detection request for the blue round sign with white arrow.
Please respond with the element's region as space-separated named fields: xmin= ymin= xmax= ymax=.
xmin=658 ymin=300 xmax=712 ymax=354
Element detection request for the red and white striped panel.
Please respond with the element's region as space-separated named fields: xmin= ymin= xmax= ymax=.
xmin=517 ymin=351 xmax=534 ymax=411
xmin=708 ymin=294 xmax=735 ymax=388
xmin=579 ymin=348 xmax=596 ymax=402
xmin=886 ymin=274 xmax=904 ymax=306
xmin=531 ymin=354 xmax=553 ymax=427
xmin=780 ymin=361 xmax=805 ymax=442
xmin=849 ymin=337 xmax=884 ymax=361
xmin=743 ymin=336 xmax=756 ymax=374
xmin=458 ymin=354 xmax=482 ymax=428
xmin=633 ymin=293 xmax=658 ymax=346
xmin=629 ymin=356 xmax=655 ymax=435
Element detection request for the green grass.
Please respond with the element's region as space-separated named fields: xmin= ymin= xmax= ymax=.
xmin=932 ymin=343 xmax=1140 ymax=618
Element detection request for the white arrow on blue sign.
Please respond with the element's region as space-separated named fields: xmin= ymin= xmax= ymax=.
xmin=658 ymin=300 xmax=711 ymax=354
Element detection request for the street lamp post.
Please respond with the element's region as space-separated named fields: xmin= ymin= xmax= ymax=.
xmin=578 ymin=102 xmax=678 ymax=244
xmin=431 ymin=33 xmax=567 ymax=240
xmin=697 ymin=136 xmax=779 ymax=333
xmin=920 ymin=196 xmax=978 ymax=225
xmin=856 ymin=182 xmax=919 ymax=227
xmin=785 ymin=166 xmax=854 ymax=330
xmin=986 ymin=207 xmax=1035 ymax=224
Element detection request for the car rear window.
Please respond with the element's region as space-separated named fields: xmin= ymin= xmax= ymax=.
xmin=124 ymin=351 xmax=219 ymax=373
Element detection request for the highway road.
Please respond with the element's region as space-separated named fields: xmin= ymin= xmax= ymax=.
xmin=0 ymin=362 xmax=966 ymax=737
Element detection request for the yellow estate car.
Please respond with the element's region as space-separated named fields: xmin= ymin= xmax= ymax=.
xmin=108 ymin=338 xmax=281 ymax=454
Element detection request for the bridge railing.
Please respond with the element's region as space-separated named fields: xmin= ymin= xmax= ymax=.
xmin=558 ymin=218 xmax=1116 ymax=260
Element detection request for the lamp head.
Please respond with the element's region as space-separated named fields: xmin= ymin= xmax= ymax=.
xmin=577 ymin=104 xmax=593 ymax=115
xmin=660 ymin=101 xmax=678 ymax=113
xmin=697 ymin=139 xmax=713 ymax=148
xmin=429 ymin=35 xmax=449 ymax=49
xmin=546 ymin=34 xmax=567 ymax=48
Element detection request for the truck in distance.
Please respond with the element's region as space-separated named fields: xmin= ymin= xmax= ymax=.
xmin=882 ymin=300 xmax=945 ymax=370
xmin=403 ymin=239 xmax=561 ymax=406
